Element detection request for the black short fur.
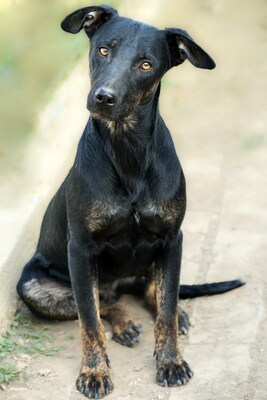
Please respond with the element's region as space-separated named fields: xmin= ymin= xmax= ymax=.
xmin=17 ymin=5 xmax=243 ymax=399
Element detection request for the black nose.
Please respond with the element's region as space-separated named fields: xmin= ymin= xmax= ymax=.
xmin=95 ymin=88 xmax=116 ymax=106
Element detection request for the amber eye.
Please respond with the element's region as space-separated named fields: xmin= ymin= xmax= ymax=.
xmin=140 ymin=62 xmax=152 ymax=70
xmin=99 ymin=47 xmax=108 ymax=56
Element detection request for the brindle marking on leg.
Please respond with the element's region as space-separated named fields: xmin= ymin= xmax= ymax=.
xmin=154 ymin=272 xmax=193 ymax=386
xmin=154 ymin=273 xmax=180 ymax=357
xmin=144 ymin=276 xmax=190 ymax=335
xmin=77 ymin=320 xmax=113 ymax=398
xmin=154 ymin=320 xmax=192 ymax=386
xmin=21 ymin=279 xmax=77 ymax=320
xmin=101 ymin=304 xmax=142 ymax=347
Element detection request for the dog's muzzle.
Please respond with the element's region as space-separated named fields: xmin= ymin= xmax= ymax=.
xmin=87 ymin=87 xmax=135 ymax=122
xmin=94 ymin=87 xmax=117 ymax=107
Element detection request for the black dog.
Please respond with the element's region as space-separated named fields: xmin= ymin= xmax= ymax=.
xmin=17 ymin=5 xmax=243 ymax=398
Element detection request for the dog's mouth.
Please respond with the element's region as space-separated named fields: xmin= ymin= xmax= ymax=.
xmin=87 ymin=99 xmax=136 ymax=122
xmin=91 ymin=110 xmax=138 ymax=133
xmin=90 ymin=110 xmax=115 ymax=122
xmin=86 ymin=88 xmax=143 ymax=133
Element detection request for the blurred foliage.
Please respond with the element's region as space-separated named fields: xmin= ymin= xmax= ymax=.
xmin=0 ymin=0 xmax=120 ymax=165
xmin=240 ymin=133 xmax=266 ymax=150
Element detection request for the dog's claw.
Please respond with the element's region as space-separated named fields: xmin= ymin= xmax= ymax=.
xmin=179 ymin=326 xmax=188 ymax=335
xmin=94 ymin=381 xmax=100 ymax=399
xmin=105 ymin=386 xmax=110 ymax=395
xmin=113 ymin=321 xmax=142 ymax=347
xmin=133 ymin=325 xmax=142 ymax=333
xmin=156 ymin=359 xmax=193 ymax=388
xmin=105 ymin=356 xmax=111 ymax=369
xmin=182 ymin=360 xmax=193 ymax=378
xmin=178 ymin=308 xmax=190 ymax=335
xmin=76 ymin=368 xmax=113 ymax=399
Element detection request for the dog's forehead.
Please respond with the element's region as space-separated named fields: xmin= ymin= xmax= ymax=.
xmin=93 ymin=16 xmax=164 ymax=49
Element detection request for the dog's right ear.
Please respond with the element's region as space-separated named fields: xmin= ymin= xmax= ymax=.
xmin=61 ymin=5 xmax=118 ymax=38
xmin=164 ymin=28 xmax=215 ymax=70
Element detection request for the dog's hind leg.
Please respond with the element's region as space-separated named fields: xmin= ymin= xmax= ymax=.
xmin=17 ymin=253 xmax=77 ymax=320
xmin=144 ymin=274 xmax=190 ymax=335
xmin=100 ymin=304 xmax=142 ymax=347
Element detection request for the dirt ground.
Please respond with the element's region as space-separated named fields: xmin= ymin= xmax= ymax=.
xmin=1 ymin=0 xmax=267 ymax=399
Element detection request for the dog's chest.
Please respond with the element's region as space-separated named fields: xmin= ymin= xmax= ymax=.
xmin=85 ymin=196 xmax=185 ymax=279
xmin=86 ymin=196 xmax=184 ymax=237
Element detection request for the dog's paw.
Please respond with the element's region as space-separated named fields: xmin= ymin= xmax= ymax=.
xmin=112 ymin=321 xmax=142 ymax=347
xmin=76 ymin=364 xmax=113 ymax=398
xmin=156 ymin=359 xmax=193 ymax=387
xmin=178 ymin=307 xmax=190 ymax=335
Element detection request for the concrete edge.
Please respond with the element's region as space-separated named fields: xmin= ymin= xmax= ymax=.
xmin=0 ymin=59 xmax=89 ymax=333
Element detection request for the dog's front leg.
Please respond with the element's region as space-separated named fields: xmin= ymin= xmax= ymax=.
xmin=154 ymin=231 xmax=193 ymax=387
xmin=68 ymin=240 xmax=113 ymax=398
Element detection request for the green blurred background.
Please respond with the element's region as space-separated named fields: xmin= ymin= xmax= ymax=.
xmin=0 ymin=0 xmax=120 ymax=171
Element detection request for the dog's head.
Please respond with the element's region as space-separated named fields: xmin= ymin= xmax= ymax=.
xmin=61 ymin=6 xmax=215 ymax=124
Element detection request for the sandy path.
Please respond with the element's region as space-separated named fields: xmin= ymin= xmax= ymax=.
xmin=1 ymin=0 xmax=266 ymax=399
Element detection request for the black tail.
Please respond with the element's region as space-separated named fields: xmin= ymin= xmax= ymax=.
xmin=179 ymin=279 xmax=245 ymax=299
xmin=116 ymin=278 xmax=245 ymax=299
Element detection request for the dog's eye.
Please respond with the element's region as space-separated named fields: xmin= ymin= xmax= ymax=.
xmin=99 ymin=47 xmax=108 ymax=57
xmin=140 ymin=62 xmax=152 ymax=71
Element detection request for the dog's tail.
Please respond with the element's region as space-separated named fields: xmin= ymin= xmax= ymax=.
xmin=179 ymin=279 xmax=245 ymax=298
xmin=116 ymin=278 xmax=245 ymax=299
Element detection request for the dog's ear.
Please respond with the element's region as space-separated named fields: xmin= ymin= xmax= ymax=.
xmin=165 ymin=28 xmax=215 ymax=70
xmin=61 ymin=5 xmax=118 ymax=38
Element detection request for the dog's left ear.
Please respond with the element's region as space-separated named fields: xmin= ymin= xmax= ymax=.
xmin=165 ymin=28 xmax=216 ymax=70
xmin=61 ymin=5 xmax=118 ymax=38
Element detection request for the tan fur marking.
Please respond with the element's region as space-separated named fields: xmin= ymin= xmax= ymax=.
xmin=86 ymin=200 xmax=122 ymax=231
xmin=78 ymin=321 xmax=113 ymax=396
xmin=100 ymin=303 xmax=141 ymax=346
xmin=154 ymin=272 xmax=181 ymax=359
xmin=141 ymin=196 xmax=186 ymax=225
xmin=145 ymin=276 xmax=190 ymax=335
xmin=144 ymin=280 xmax=157 ymax=312
xmin=101 ymin=304 xmax=133 ymax=336
xmin=140 ymin=82 xmax=159 ymax=104
xmin=22 ymin=279 xmax=77 ymax=319
xmin=154 ymin=320 xmax=180 ymax=358
xmin=106 ymin=113 xmax=138 ymax=134
xmin=80 ymin=320 xmax=107 ymax=362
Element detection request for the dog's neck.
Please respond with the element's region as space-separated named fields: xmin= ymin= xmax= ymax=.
xmin=92 ymin=86 xmax=161 ymax=182
xmin=104 ymin=87 xmax=160 ymax=136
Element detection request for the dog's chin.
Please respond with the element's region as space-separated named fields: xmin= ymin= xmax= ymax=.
xmin=90 ymin=110 xmax=116 ymax=122
xmin=87 ymin=105 xmax=130 ymax=121
xmin=88 ymin=106 xmax=137 ymax=133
